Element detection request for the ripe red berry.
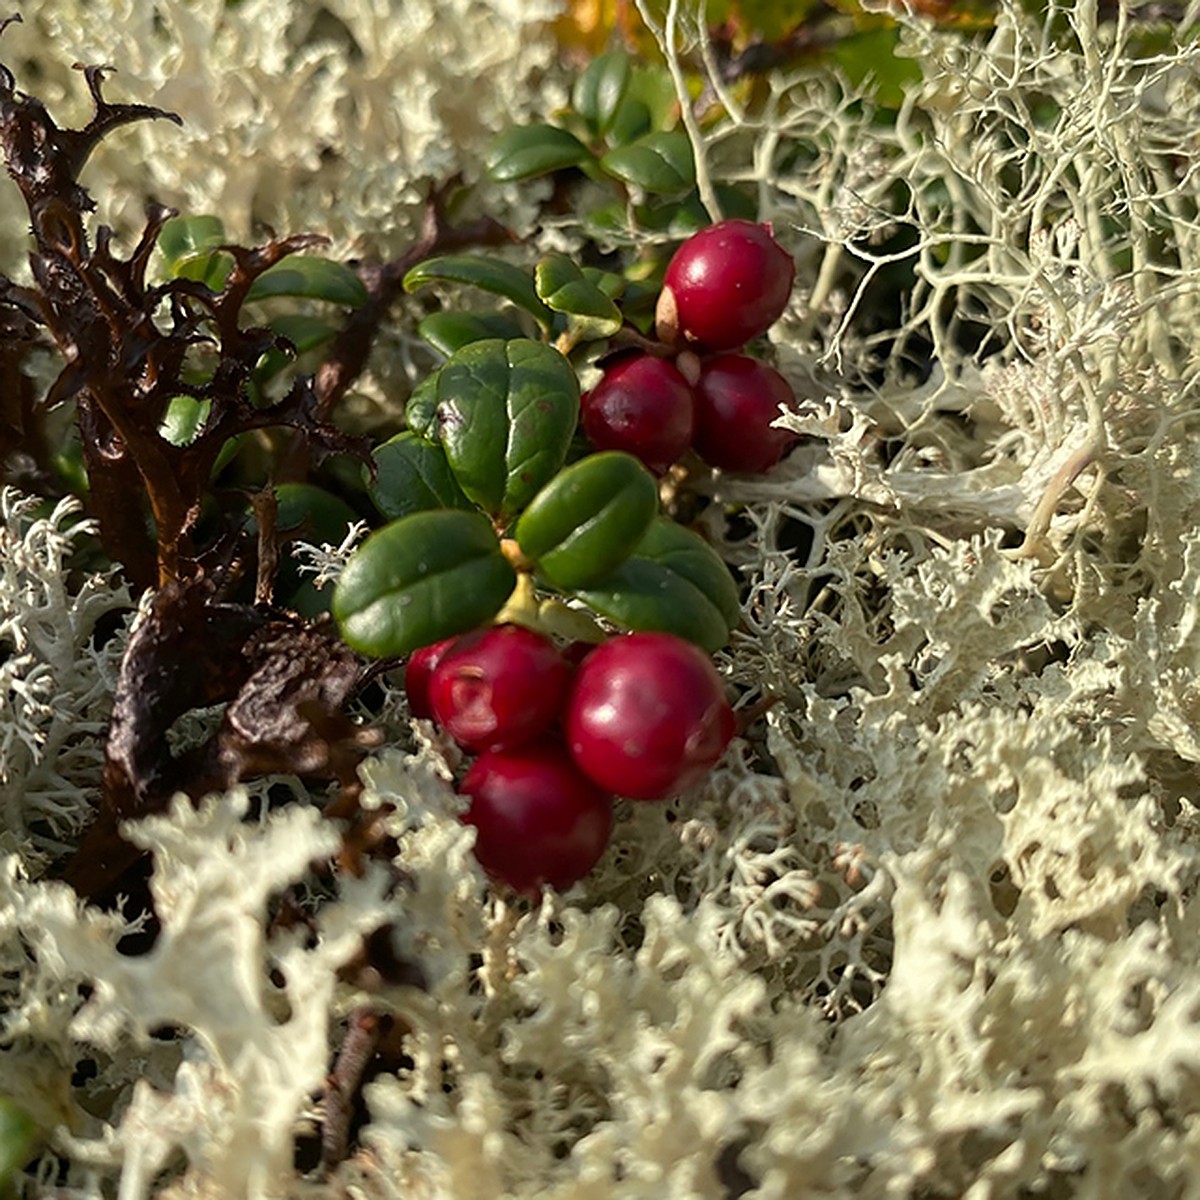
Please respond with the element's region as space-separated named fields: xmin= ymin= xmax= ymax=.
xmin=565 ymin=633 xmax=735 ymax=800
xmin=693 ymin=354 xmax=799 ymax=473
xmin=657 ymin=220 xmax=795 ymax=352
xmin=405 ymin=636 xmax=460 ymax=719
xmin=581 ymin=354 xmax=695 ymax=474
xmin=461 ymin=742 xmax=614 ymax=894
xmin=429 ymin=624 xmax=571 ymax=752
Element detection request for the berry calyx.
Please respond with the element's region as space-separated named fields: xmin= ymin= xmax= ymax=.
xmin=461 ymin=741 xmax=614 ymax=894
xmin=581 ymin=353 xmax=695 ymax=474
xmin=565 ymin=632 xmax=735 ymax=800
xmin=656 ymin=220 xmax=795 ymax=352
xmin=693 ymin=354 xmax=799 ymax=473
xmin=429 ymin=624 xmax=571 ymax=751
xmin=405 ymin=636 xmax=460 ymax=719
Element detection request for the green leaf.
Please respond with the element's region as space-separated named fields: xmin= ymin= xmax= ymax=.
xmin=418 ymin=310 xmax=526 ymax=357
xmin=534 ymin=253 xmax=623 ymax=340
xmin=515 ymin=451 xmax=658 ymax=589
xmin=484 ymin=124 xmax=591 ymax=182
xmin=369 ymin=432 xmax=473 ymax=521
xmin=572 ymin=517 xmax=740 ymax=652
xmin=158 ymin=214 xmax=226 ymax=272
xmin=333 ymin=509 xmax=516 ymax=658
xmin=274 ymin=482 xmax=359 ymax=546
xmin=600 ymin=129 xmax=696 ymax=195
xmin=406 ymin=371 xmax=442 ymax=440
xmin=0 ymin=1097 xmax=37 ymax=1192
xmin=254 ymin=312 xmax=339 ymax=383
xmin=404 ymin=255 xmax=555 ymax=330
xmin=573 ymin=51 xmax=632 ymax=137
xmin=246 ymin=256 xmax=367 ymax=307
xmin=434 ymin=338 xmax=579 ymax=521
xmin=606 ymin=95 xmax=653 ymax=146
xmin=159 ymin=395 xmax=210 ymax=446
xmin=832 ymin=26 xmax=923 ymax=109
xmin=174 ymin=249 xmax=235 ymax=290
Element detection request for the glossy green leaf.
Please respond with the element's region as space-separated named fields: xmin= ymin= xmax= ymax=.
xmin=433 ymin=338 xmax=579 ymax=521
xmin=261 ymin=483 xmax=360 ymax=617
xmin=245 ymin=256 xmax=367 ymax=307
xmin=484 ymin=123 xmax=591 ymax=182
xmin=418 ymin=310 xmax=526 ymax=357
xmin=158 ymin=214 xmax=226 ymax=272
xmin=600 ymin=129 xmax=696 ymax=195
xmin=173 ymin=249 xmax=235 ymax=290
xmin=369 ymin=432 xmax=473 ymax=521
xmin=572 ymin=517 xmax=740 ymax=652
xmin=333 ymin=509 xmax=516 ymax=658
xmin=254 ymin=312 xmax=339 ymax=382
xmin=160 ymin=395 xmax=210 ymax=446
xmin=534 ymin=253 xmax=623 ymax=339
xmin=606 ymin=95 xmax=653 ymax=146
xmin=404 ymin=255 xmax=555 ymax=329
xmin=274 ymin=482 xmax=358 ymax=546
xmin=515 ymin=451 xmax=658 ymax=589
xmin=573 ymin=51 xmax=632 ymax=136
xmin=405 ymin=371 xmax=441 ymax=440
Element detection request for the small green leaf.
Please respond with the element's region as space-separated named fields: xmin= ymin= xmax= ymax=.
xmin=158 ymin=214 xmax=226 ymax=272
xmin=600 ymin=129 xmax=696 ymax=195
xmin=369 ymin=432 xmax=473 ymax=521
xmin=572 ymin=517 xmax=740 ymax=652
xmin=406 ymin=371 xmax=442 ymax=440
xmin=404 ymin=255 xmax=555 ymax=329
xmin=573 ymin=51 xmax=632 ymax=137
xmin=434 ymin=338 xmax=579 ymax=521
xmin=515 ymin=451 xmax=658 ymax=589
xmin=0 ymin=1097 xmax=38 ymax=1190
xmin=174 ymin=249 xmax=235 ymax=290
xmin=160 ymin=395 xmax=210 ymax=446
xmin=333 ymin=509 xmax=516 ymax=658
xmin=246 ymin=256 xmax=367 ymax=307
xmin=484 ymin=124 xmax=591 ymax=182
xmin=254 ymin=312 xmax=339 ymax=383
xmin=534 ymin=253 xmax=623 ymax=340
xmin=606 ymin=95 xmax=653 ymax=146
xmin=832 ymin=26 xmax=923 ymax=109
xmin=418 ymin=310 xmax=526 ymax=357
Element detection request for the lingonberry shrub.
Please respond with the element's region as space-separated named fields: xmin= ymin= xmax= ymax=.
xmin=429 ymin=624 xmax=571 ymax=751
xmin=565 ymin=632 xmax=735 ymax=799
xmin=656 ymin=219 xmax=795 ymax=351
xmin=405 ymin=636 xmax=461 ymax=720
xmin=581 ymin=353 xmax=696 ymax=474
xmin=693 ymin=353 xmax=799 ymax=472
xmin=461 ymin=741 xmax=614 ymax=894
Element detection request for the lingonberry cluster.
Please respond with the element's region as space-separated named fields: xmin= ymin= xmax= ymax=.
xmin=582 ymin=219 xmax=799 ymax=475
xmin=407 ymin=625 xmax=734 ymax=894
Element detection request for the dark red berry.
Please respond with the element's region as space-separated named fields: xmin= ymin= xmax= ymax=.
xmin=565 ymin=633 xmax=735 ymax=800
xmin=461 ymin=742 xmax=614 ymax=894
xmin=693 ymin=354 xmax=799 ymax=473
xmin=657 ymin=220 xmax=794 ymax=351
xmin=581 ymin=354 xmax=695 ymax=474
xmin=405 ymin=636 xmax=460 ymax=719
xmin=429 ymin=624 xmax=571 ymax=752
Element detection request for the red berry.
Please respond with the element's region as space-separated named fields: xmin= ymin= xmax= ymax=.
xmin=429 ymin=624 xmax=571 ymax=752
xmin=565 ymin=633 xmax=735 ymax=800
xmin=461 ymin=742 xmax=614 ymax=893
xmin=693 ymin=354 xmax=799 ymax=473
xmin=405 ymin=636 xmax=459 ymax=719
xmin=657 ymin=220 xmax=795 ymax=351
xmin=581 ymin=354 xmax=695 ymax=474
